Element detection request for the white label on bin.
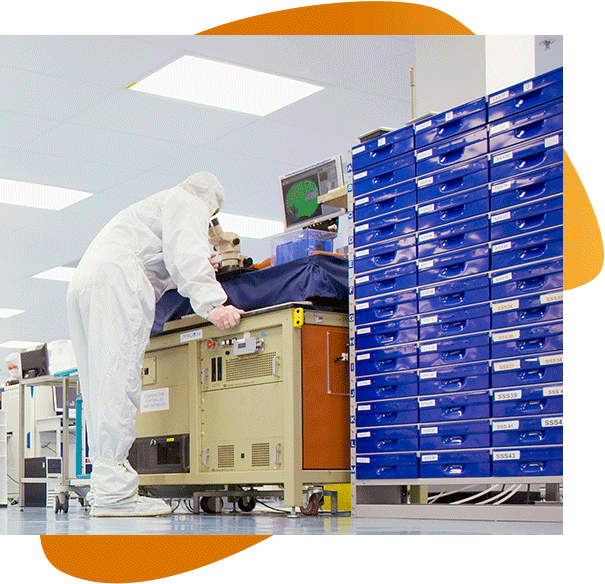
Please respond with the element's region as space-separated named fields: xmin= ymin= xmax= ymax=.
xmin=357 ymin=379 xmax=372 ymax=387
xmin=542 ymin=417 xmax=563 ymax=427
xmin=354 ymin=223 xmax=370 ymax=232
xmin=491 ymin=211 xmax=511 ymax=223
xmin=492 ymin=151 xmax=514 ymax=165
xmin=493 ymin=450 xmax=520 ymax=461
xmin=357 ymin=457 xmax=371 ymax=464
xmin=416 ymin=120 xmax=432 ymax=131
xmin=543 ymin=386 xmax=563 ymax=397
xmin=540 ymin=354 xmax=563 ymax=366
xmin=355 ymin=248 xmax=370 ymax=257
xmin=540 ymin=292 xmax=563 ymax=304
xmin=418 ymin=203 xmax=435 ymax=215
xmin=420 ymin=315 xmax=439 ymax=325
xmin=140 ymin=387 xmax=170 ymax=413
xmin=357 ymin=404 xmax=372 ymax=411
xmin=419 ymin=371 xmax=437 ymax=380
xmin=494 ymin=389 xmax=523 ymax=401
xmin=523 ymin=81 xmax=534 ymax=92
xmin=356 ymin=302 xmax=370 ymax=310
xmin=416 ymin=149 xmax=433 ymax=161
xmin=419 ymin=399 xmax=436 ymax=407
xmin=494 ymin=359 xmax=521 ymax=372
xmin=418 ymin=231 xmax=436 ymax=242
xmin=356 ymin=327 xmax=372 ymax=335
xmin=354 ymin=196 xmax=369 ymax=206
xmin=420 ymin=287 xmax=436 ymax=297
xmin=417 ymin=176 xmax=434 ymax=187
xmin=377 ymin=137 xmax=387 ymax=147
xmin=180 ymin=329 xmax=204 ymax=343
xmin=491 ymin=299 xmax=520 ymax=313
xmin=492 ymin=272 xmax=512 ymax=284
xmin=489 ymin=90 xmax=510 ymax=105
xmin=445 ymin=111 xmax=454 ymax=122
xmin=353 ymin=171 xmax=368 ymax=180
xmin=420 ymin=343 xmax=438 ymax=353
xmin=357 ymin=431 xmax=372 ymax=438
xmin=491 ymin=181 xmax=512 ymax=193
xmin=493 ymin=420 xmax=520 ymax=432
xmin=421 ymin=454 xmax=439 ymax=462
xmin=355 ymin=275 xmax=370 ymax=284
xmin=492 ymin=330 xmax=521 ymax=342
xmin=418 ymin=260 xmax=434 ymax=270
xmin=545 ymin=135 xmax=560 ymax=148
xmin=351 ymin=145 xmax=366 ymax=155
xmin=490 ymin=121 xmax=511 ymax=135
xmin=492 ymin=241 xmax=512 ymax=253
xmin=421 ymin=426 xmax=439 ymax=435
xmin=357 ymin=353 xmax=371 ymax=361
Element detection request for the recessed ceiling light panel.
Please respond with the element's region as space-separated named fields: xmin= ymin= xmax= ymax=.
xmin=129 ymin=55 xmax=324 ymax=116
xmin=32 ymin=267 xmax=77 ymax=282
xmin=0 ymin=178 xmax=93 ymax=210
xmin=0 ymin=309 xmax=24 ymax=319
xmin=217 ymin=212 xmax=283 ymax=239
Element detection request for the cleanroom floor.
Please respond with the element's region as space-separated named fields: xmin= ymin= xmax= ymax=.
xmin=0 ymin=503 xmax=562 ymax=535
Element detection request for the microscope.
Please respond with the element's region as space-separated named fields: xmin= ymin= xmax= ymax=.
xmin=208 ymin=217 xmax=254 ymax=279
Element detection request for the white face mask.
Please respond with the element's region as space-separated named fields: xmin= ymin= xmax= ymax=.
xmin=8 ymin=365 xmax=20 ymax=379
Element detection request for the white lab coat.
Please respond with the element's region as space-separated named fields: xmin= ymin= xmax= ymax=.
xmin=66 ymin=172 xmax=228 ymax=506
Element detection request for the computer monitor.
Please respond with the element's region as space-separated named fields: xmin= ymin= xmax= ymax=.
xmin=280 ymin=156 xmax=345 ymax=233
xmin=53 ymin=385 xmax=78 ymax=419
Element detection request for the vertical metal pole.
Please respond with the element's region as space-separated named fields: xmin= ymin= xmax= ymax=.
xmin=62 ymin=377 xmax=69 ymax=487
xmin=18 ymin=380 xmax=24 ymax=507
xmin=410 ymin=67 xmax=416 ymax=120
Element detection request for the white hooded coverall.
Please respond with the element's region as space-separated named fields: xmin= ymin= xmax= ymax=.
xmin=66 ymin=172 xmax=229 ymax=512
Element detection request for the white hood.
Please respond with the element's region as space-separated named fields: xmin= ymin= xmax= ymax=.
xmin=179 ymin=171 xmax=225 ymax=217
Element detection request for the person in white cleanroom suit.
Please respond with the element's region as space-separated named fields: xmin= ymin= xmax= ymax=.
xmin=66 ymin=172 xmax=244 ymax=517
xmin=4 ymin=352 xmax=21 ymax=385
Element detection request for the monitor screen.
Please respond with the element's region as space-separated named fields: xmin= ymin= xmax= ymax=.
xmin=53 ymin=385 xmax=78 ymax=418
xmin=280 ymin=156 xmax=345 ymax=232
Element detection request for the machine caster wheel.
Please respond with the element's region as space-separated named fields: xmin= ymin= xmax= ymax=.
xmin=54 ymin=494 xmax=69 ymax=513
xmin=200 ymin=496 xmax=223 ymax=514
xmin=237 ymin=495 xmax=256 ymax=512
xmin=300 ymin=492 xmax=321 ymax=516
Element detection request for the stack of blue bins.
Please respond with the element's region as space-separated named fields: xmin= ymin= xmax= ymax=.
xmin=351 ymin=67 xmax=563 ymax=483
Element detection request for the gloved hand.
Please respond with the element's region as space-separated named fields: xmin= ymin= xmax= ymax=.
xmin=207 ymin=305 xmax=245 ymax=330
xmin=209 ymin=252 xmax=220 ymax=272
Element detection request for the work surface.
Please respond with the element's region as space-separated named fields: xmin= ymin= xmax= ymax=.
xmin=0 ymin=505 xmax=561 ymax=535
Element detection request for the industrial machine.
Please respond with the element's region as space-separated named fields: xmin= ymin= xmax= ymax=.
xmin=130 ymin=303 xmax=350 ymax=514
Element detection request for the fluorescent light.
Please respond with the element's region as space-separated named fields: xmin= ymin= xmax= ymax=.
xmin=33 ymin=266 xmax=77 ymax=282
xmin=0 ymin=309 xmax=24 ymax=319
xmin=0 ymin=178 xmax=93 ymax=210
xmin=129 ymin=55 xmax=324 ymax=116
xmin=0 ymin=341 xmax=42 ymax=349
xmin=217 ymin=212 xmax=284 ymax=239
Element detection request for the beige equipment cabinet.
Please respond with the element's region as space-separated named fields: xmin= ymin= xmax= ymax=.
xmin=131 ymin=303 xmax=350 ymax=512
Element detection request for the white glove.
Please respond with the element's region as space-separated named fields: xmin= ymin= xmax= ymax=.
xmin=209 ymin=252 xmax=220 ymax=272
xmin=207 ymin=305 xmax=245 ymax=330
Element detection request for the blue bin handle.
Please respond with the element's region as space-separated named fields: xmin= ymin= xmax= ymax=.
xmin=517 ymin=213 xmax=546 ymax=231
xmin=440 ymin=204 xmax=465 ymax=221
xmin=440 ymin=262 xmax=467 ymax=278
xmin=441 ymin=291 xmax=466 ymax=306
xmin=439 ymin=147 xmax=465 ymax=165
xmin=441 ymin=320 xmax=468 ymax=333
xmin=439 ymin=234 xmax=465 ymax=250
xmin=518 ymin=306 xmax=547 ymax=321
xmin=517 ymin=150 xmax=547 ymax=171
xmin=514 ymin=87 xmax=546 ymax=109
xmin=516 ymin=337 xmax=546 ymax=351
xmin=517 ymin=275 xmax=546 ymax=292
xmin=518 ymin=243 xmax=547 ymax=261
xmin=518 ymin=181 xmax=547 ymax=200
xmin=517 ymin=369 xmax=546 ymax=382
xmin=441 ymin=377 xmax=465 ymax=390
xmin=442 ymin=348 xmax=467 ymax=362
xmin=515 ymin=119 xmax=546 ymax=140
xmin=437 ymin=118 xmax=463 ymax=138
xmin=519 ymin=430 xmax=546 ymax=443
xmin=442 ymin=406 xmax=466 ymax=418
xmin=372 ymin=171 xmax=395 ymax=187
xmin=372 ymin=251 xmax=397 ymax=267
xmin=443 ymin=464 xmax=465 ymax=475
xmin=442 ymin=435 xmax=464 ymax=445
xmin=519 ymin=461 xmax=546 ymax=474
xmin=440 ymin=176 xmax=465 ymax=194
xmin=370 ymin=143 xmax=395 ymax=160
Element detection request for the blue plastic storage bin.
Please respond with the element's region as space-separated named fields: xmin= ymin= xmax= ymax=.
xmin=355 ymin=263 xmax=417 ymax=300
xmin=491 ymin=354 xmax=563 ymax=388
xmin=418 ymin=186 xmax=489 ymax=230
xmin=356 ymin=370 xmax=418 ymax=402
xmin=417 ymin=216 xmax=489 ymax=258
xmin=490 ymin=321 xmax=563 ymax=359
xmin=489 ymin=99 xmax=563 ymax=152
xmin=418 ymin=333 xmax=490 ymax=368
xmin=356 ymin=452 xmax=418 ymax=480
xmin=353 ymin=153 xmax=416 ymax=196
xmin=355 ymin=290 xmax=417 ymax=325
xmin=354 ymin=179 xmax=416 ymax=222
xmin=414 ymin=97 xmax=487 ymax=148
xmin=356 ymin=397 xmax=419 ymax=427
xmin=488 ymin=67 xmax=563 ymax=122
xmin=418 ymin=274 xmax=490 ymax=313
xmin=355 ymin=343 xmax=417 ymax=376
xmin=490 ymin=289 xmax=563 ymax=329
xmin=417 ymin=157 xmax=489 ymax=204
xmin=491 ymin=385 xmax=563 ymax=417
xmin=489 ymin=132 xmax=563 ymax=182
xmin=354 ymin=235 xmax=416 ymax=274
xmin=492 ymin=446 xmax=562 ymax=477
xmin=490 ymin=226 xmax=562 ymax=270
xmin=419 ymin=303 xmax=491 ymax=340
xmin=419 ymin=449 xmax=491 ymax=478
xmin=418 ymin=390 xmax=491 ymax=422
xmin=418 ymin=362 xmax=490 ymax=396
xmin=490 ymin=163 xmax=562 ymax=211
xmin=417 ymin=245 xmax=489 ymax=286
xmin=354 ymin=207 xmax=416 ymax=248
xmin=356 ymin=426 xmax=419 ymax=453
xmin=489 ymin=195 xmax=562 ymax=241
xmin=356 ymin=316 xmax=418 ymax=351
xmin=419 ymin=419 xmax=490 ymax=451
xmin=416 ymin=127 xmax=488 ymax=176
xmin=490 ymin=259 xmax=563 ymax=300
xmin=491 ymin=415 xmax=563 ymax=448
xmin=352 ymin=126 xmax=414 ymax=171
